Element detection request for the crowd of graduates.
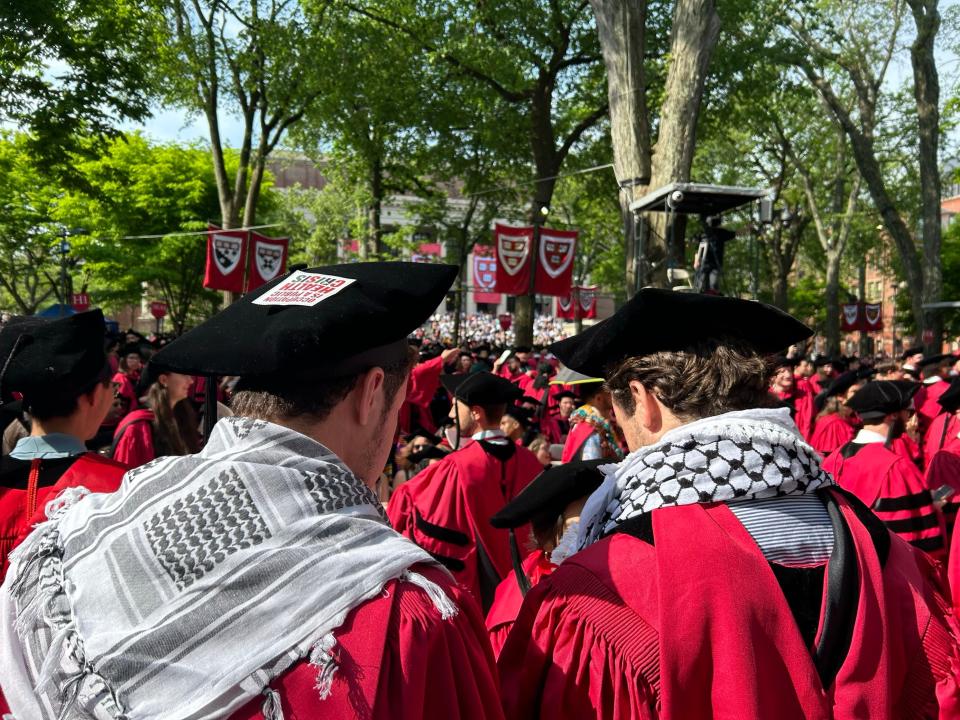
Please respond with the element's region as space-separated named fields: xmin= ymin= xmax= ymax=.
xmin=2 ymin=262 xmax=960 ymax=718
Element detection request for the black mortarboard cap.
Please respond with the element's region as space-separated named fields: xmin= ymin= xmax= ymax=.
xmin=153 ymin=262 xmax=458 ymax=379
xmin=403 ymin=425 xmax=441 ymax=445
xmin=814 ymin=370 xmax=863 ymax=412
xmin=0 ymin=310 xmax=108 ymax=400
xmin=440 ymin=371 xmax=522 ymax=406
xmin=504 ymin=404 xmax=534 ymax=427
xmin=514 ymin=345 xmax=532 ymax=354
xmin=548 ymin=289 xmax=812 ymax=379
xmin=490 ymin=459 xmax=606 ymax=529
xmin=770 ymin=354 xmax=798 ymax=369
xmin=919 ymin=353 xmax=954 ymax=369
xmin=846 ymin=380 xmax=920 ymax=420
xmin=901 ymin=346 xmax=924 ymax=361
xmin=118 ymin=343 xmax=144 ymax=358
xmin=939 ymin=380 xmax=960 ymax=413
xmin=408 ymin=445 xmax=450 ymax=464
xmin=554 ymin=390 xmax=577 ymax=402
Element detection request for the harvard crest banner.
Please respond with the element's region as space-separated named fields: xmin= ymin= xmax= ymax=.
xmin=494 ymin=223 xmax=533 ymax=295
xmin=472 ymin=246 xmax=501 ymax=304
xmin=247 ymin=232 xmax=290 ymax=292
xmin=203 ymin=226 xmax=248 ymax=293
xmin=535 ymin=227 xmax=577 ymax=296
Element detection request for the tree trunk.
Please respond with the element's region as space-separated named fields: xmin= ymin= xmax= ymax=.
xmin=824 ymin=250 xmax=842 ymax=355
xmin=368 ymin=155 xmax=383 ymax=258
xmin=643 ymin=0 xmax=720 ymax=288
xmin=590 ymin=0 xmax=652 ymax=295
xmin=858 ymin=260 xmax=870 ymax=356
xmin=908 ymin=0 xmax=942 ymax=350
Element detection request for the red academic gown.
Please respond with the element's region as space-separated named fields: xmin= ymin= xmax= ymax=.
xmin=773 ymin=386 xmax=816 ymax=441
xmin=111 ymin=371 xmax=139 ymax=411
xmin=925 ymin=413 xmax=960 ymax=464
xmin=111 ymin=409 xmax=157 ymax=469
xmin=228 ymin=565 xmax=503 ymax=720
xmin=388 ymin=439 xmax=542 ymax=610
xmin=486 ymin=551 xmax=555 ymax=658
xmin=0 ymin=453 xmax=128 ymax=580
xmin=562 ymin=422 xmax=597 ymax=463
xmin=917 ymin=380 xmax=951 ymax=437
xmin=498 ymin=491 xmax=960 ymax=720
xmin=926 ymin=448 xmax=960 ymax=552
xmin=810 ymin=413 xmax=857 ymax=458
xmin=398 ymin=355 xmax=445 ymax=436
xmin=824 ymin=441 xmax=946 ymax=558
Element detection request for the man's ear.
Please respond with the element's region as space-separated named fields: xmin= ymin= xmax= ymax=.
xmin=353 ymin=367 xmax=386 ymax=426
xmin=630 ymin=380 xmax=663 ymax=435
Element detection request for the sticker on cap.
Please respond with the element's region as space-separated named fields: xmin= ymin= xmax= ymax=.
xmin=252 ymin=271 xmax=356 ymax=307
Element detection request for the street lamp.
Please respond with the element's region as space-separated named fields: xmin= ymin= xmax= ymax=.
xmin=55 ymin=227 xmax=86 ymax=317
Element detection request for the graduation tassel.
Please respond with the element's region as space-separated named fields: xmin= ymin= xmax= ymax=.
xmin=509 ymin=529 xmax=532 ymax=596
xmin=202 ymin=374 xmax=217 ymax=443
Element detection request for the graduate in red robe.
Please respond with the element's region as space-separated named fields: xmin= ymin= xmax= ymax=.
xmin=769 ymin=355 xmax=816 ymax=440
xmin=823 ymin=380 xmax=946 ymax=558
xmin=497 ymin=289 xmax=960 ymax=719
xmin=389 ymin=372 xmax=542 ymax=610
xmin=398 ymin=347 xmax=460 ymax=436
xmin=809 ymin=371 xmax=864 ymax=458
xmin=1 ymin=262 xmax=503 ymax=720
xmin=915 ymin=354 xmax=954 ymax=436
xmin=561 ymin=383 xmax=622 ymax=463
xmin=485 ymin=460 xmax=604 ymax=657
xmin=0 ymin=311 xmax=128 ymax=580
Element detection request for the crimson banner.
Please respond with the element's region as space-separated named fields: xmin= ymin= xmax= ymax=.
xmin=494 ymin=224 xmax=533 ymax=295
xmin=472 ymin=247 xmax=501 ymax=304
xmin=204 ymin=226 xmax=248 ymax=293
xmin=840 ymin=303 xmax=860 ymax=332
xmin=535 ymin=227 xmax=577 ymax=297
xmin=578 ymin=285 xmax=598 ymax=319
xmin=556 ymin=291 xmax=576 ymax=319
xmin=246 ymin=232 xmax=289 ymax=292
xmin=863 ymin=302 xmax=883 ymax=332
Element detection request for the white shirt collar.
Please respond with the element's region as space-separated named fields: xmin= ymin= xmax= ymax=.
xmin=923 ymin=375 xmax=943 ymax=385
xmin=854 ymin=428 xmax=887 ymax=444
xmin=471 ymin=428 xmax=506 ymax=441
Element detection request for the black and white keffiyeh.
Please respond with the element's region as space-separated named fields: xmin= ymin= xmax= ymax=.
xmin=578 ymin=407 xmax=834 ymax=549
xmin=0 ymin=417 xmax=454 ymax=720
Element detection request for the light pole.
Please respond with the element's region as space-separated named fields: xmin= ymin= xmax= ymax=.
xmin=56 ymin=227 xmax=86 ymax=317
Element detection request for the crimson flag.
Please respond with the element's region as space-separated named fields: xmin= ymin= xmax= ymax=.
xmin=534 ymin=227 xmax=577 ymax=296
xmin=840 ymin=303 xmax=861 ymax=332
xmin=246 ymin=232 xmax=289 ymax=292
xmin=472 ymin=247 xmax=501 ymax=304
xmin=556 ymin=291 xmax=576 ymax=319
xmin=494 ymin=224 xmax=533 ymax=295
xmin=204 ymin=226 xmax=248 ymax=293
xmin=578 ymin=285 xmax=598 ymax=319
xmin=863 ymin=303 xmax=883 ymax=332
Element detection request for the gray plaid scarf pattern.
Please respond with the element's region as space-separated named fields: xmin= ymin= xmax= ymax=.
xmin=0 ymin=417 xmax=451 ymax=720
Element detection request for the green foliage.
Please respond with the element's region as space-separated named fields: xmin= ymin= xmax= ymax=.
xmin=937 ymin=219 xmax=960 ymax=337
xmin=0 ymin=0 xmax=158 ymax=169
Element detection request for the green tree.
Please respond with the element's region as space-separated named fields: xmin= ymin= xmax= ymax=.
xmin=55 ymin=134 xmax=273 ymax=332
xmin=0 ymin=0 xmax=157 ymax=168
xmin=346 ymin=0 xmax=607 ymax=346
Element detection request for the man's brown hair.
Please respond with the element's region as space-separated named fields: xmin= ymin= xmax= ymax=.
xmin=231 ymin=347 xmax=416 ymax=423
xmin=604 ymin=338 xmax=774 ymax=421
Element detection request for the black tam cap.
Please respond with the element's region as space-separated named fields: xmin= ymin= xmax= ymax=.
xmin=554 ymin=390 xmax=577 ymax=402
xmin=548 ymin=289 xmax=812 ymax=379
xmin=901 ymin=346 xmax=924 ymax=361
xmin=814 ymin=370 xmax=863 ymax=412
xmin=490 ymin=459 xmax=606 ymax=529
xmin=441 ymin=371 xmax=522 ymax=406
xmin=0 ymin=310 xmax=108 ymax=401
xmin=504 ymin=404 xmax=534 ymax=428
xmin=770 ymin=354 xmax=798 ymax=370
xmin=919 ymin=353 xmax=953 ymax=369
xmin=153 ymin=262 xmax=457 ymax=379
xmin=846 ymin=380 xmax=920 ymax=421
xmin=939 ymin=380 xmax=960 ymax=413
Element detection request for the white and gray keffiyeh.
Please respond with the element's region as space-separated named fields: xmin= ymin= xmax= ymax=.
xmin=578 ymin=408 xmax=835 ymax=549
xmin=0 ymin=417 xmax=454 ymax=720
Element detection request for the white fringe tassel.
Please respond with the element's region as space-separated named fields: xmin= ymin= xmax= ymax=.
xmin=308 ymin=633 xmax=339 ymax=700
xmin=402 ymin=570 xmax=459 ymax=620
xmin=261 ymin=687 xmax=284 ymax=720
